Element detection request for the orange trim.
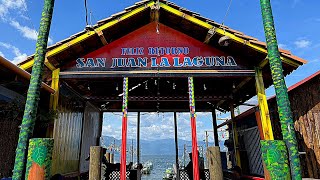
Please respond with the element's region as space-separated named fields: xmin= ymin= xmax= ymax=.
xmin=255 ymin=110 xmax=265 ymax=140
xmin=0 ymin=56 xmax=55 ymax=94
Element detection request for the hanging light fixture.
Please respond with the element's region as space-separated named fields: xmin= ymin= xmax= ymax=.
xmin=145 ymin=81 xmax=148 ymax=90
xmin=173 ymin=82 xmax=176 ymax=90
xmin=218 ymin=35 xmax=231 ymax=47
xmin=116 ymin=83 xmax=119 ymax=91
xmin=87 ymin=84 xmax=91 ymax=91
xmin=203 ymin=84 xmax=207 ymax=91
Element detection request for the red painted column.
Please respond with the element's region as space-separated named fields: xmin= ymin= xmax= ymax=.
xmin=120 ymin=77 xmax=129 ymax=180
xmin=188 ymin=77 xmax=200 ymax=180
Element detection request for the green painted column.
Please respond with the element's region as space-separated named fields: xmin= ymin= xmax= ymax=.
xmin=12 ymin=0 xmax=55 ymax=179
xmin=261 ymin=140 xmax=291 ymax=180
xmin=25 ymin=138 xmax=54 ymax=180
xmin=260 ymin=0 xmax=302 ymax=179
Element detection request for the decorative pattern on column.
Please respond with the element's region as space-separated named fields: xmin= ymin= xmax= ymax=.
xmin=260 ymin=0 xmax=302 ymax=179
xmin=188 ymin=77 xmax=200 ymax=180
xmin=13 ymin=0 xmax=55 ymax=179
xmin=120 ymin=77 xmax=129 ymax=180
xmin=261 ymin=140 xmax=291 ymax=180
xmin=25 ymin=138 xmax=54 ymax=180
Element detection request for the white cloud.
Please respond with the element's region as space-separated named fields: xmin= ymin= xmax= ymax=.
xmin=0 ymin=51 xmax=4 ymax=57
xmin=278 ymin=43 xmax=287 ymax=49
xmin=0 ymin=0 xmax=27 ymax=19
xmin=0 ymin=42 xmax=27 ymax=64
xmin=294 ymin=39 xmax=311 ymax=48
xmin=9 ymin=20 xmax=53 ymax=45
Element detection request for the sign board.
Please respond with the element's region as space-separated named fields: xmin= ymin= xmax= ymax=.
xmin=61 ymin=22 xmax=253 ymax=77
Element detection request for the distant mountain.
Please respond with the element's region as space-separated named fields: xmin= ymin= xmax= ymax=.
xmin=101 ymin=136 xmax=226 ymax=155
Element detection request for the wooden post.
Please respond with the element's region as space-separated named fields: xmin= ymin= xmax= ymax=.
xmin=25 ymin=138 xmax=54 ymax=180
xmin=174 ymin=112 xmax=180 ymax=180
xmin=211 ymin=108 xmax=219 ymax=146
xmin=206 ymin=146 xmax=223 ymax=180
xmin=105 ymin=152 xmax=110 ymax=163
xmin=205 ymin=131 xmax=209 ymax=148
xmin=230 ymin=103 xmax=241 ymax=167
xmin=50 ymin=68 xmax=60 ymax=110
xmin=188 ymin=77 xmax=200 ymax=180
xmin=89 ymin=146 xmax=102 ymax=180
xmin=255 ymin=67 xmax=274 ymax=140
xmin=120 ymin=77 xmax=129 ymax=180
xmin=12 ymin=0 xmax=55 ymax=178
xmin=260 ymin=0 xmax=302 ymax=178
xmin=110 ymin=153 xmax=114 ymax=164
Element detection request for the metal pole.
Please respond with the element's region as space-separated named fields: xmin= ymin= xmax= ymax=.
xmin=131 ymin=139 xmax=134 ymax=163
xmin=230 ymin=103 xmax=241 ymax=167
xmin=113 ymin=139 xmax=115 ymax=155
xmin=137 ymin=112 xmax=140 ymax=165
xmin=174 ymin=112 xmax=180 ymax=180
xmin=205 ymin=131 xmax=209 ymax=148
xmin=211 ymin=108 xmax=219 ymax=147
xmin=12 ymin=0 xmax=55 ymax=178
xmin=183 ymin=144 xmax=186 ymax=168
xmin=260 ymin=1 xmax=301 ymax=178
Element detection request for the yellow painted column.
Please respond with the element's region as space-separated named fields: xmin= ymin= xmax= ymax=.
xmin=50 ymin=68 xmax=60 ymax=110
xmin=254 ymin=67 xmax=274 ymax=140
xmin=230 ymin=103 xmax=241 ymax=167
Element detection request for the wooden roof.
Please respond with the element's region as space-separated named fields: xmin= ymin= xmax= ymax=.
xmin=16 ymin=0 xmax=307 ymax=112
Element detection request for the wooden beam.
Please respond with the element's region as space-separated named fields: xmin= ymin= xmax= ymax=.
xmin=150 ymin=2 xmax=160 ymax=22
xmin=254 ymin=67 xmax=274 ymax=140
xmin=50 ymin=68 xmax=60 ymax=110
xmin=258 ymin=57 xmax=269 ymax=68
xmin=95 ymin=29 xmax=108 ymax=45
xmin=204 ymin=28 xmax=215 ymax=44
xmin=87 ymin=95 xmax=231 ymax=102
xmin=230 ymin=103 xmax=241 ymax=167
xmin=20 ymin=58 xmax=56 ymax=71
xmin=216 ymin=77 xmax=252 ymax=107
xmin=59 ymin=69 xmax=255 ymax=78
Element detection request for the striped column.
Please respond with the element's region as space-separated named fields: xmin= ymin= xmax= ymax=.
xmin=188 ymin=77 xmax=200 ymax=180
xmin=120 ymin=77 xmax=129 ymax=180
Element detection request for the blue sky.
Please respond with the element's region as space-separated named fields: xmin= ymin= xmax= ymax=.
xmin=0 ymin=0 xmax=319 ymax=142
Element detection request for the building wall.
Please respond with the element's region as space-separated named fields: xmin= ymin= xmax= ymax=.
xmin=268 ymin=74 xmax=320 ymax=178
xmin=51 ymin=86 xmax=84 ymax=175
xmin=0 ymin=86 xmax=24 ymax=178
xmin=79 ymin=102 xmax=101 ymax=173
